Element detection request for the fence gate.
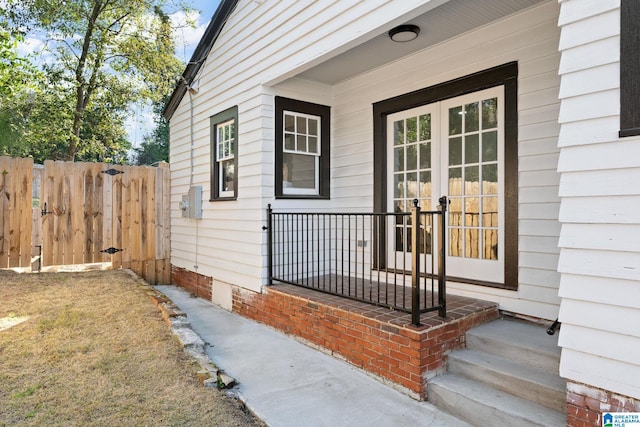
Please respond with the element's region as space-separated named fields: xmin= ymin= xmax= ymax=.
xmin=0 ymin=157 xmax=170 ymax=285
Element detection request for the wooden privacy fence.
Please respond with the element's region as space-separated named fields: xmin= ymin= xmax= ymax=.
xmin=0 ymin=156 xmax=170 ymax=285
xmin=0 ymin=157 xmax=33 ymax=269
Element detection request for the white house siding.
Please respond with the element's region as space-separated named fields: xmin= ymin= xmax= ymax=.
xmin=169 ymin=0 xmax=450 ymax=299
xmin=557 ymin=0 xmax=640 ymax=400
xmin=290 ymin=0 xmax=561 ymax=320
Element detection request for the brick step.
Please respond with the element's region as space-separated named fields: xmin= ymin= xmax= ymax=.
xmin=428 ymin=374 xmax=566 ymax=427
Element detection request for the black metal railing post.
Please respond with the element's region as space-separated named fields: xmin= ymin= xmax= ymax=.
xmin=266 ymin=204 xmax=273 ymax=285
xmin=411 ymin=199 xmax=421 ymax=326
xmin=438 ymin=196 xmax=447 ymax=318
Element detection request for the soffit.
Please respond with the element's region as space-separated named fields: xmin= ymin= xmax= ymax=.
xmin=297 ymin=0 xmax=547 ymax=85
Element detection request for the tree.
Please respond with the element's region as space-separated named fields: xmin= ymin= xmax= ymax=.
xmin=0 ymin=30 xmax=38 ymax=96
xmin=132 ymin=99 xmax=169 ymax=166
xmin=0 ymin=29 xmax=42 ymax=156
xmin=2 ymin=0 xmax=185 ymax=162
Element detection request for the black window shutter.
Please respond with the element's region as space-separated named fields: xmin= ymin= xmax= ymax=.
xmin=620 ymin=0 xmax=640 ymax=137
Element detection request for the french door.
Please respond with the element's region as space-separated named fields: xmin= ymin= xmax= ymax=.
xmin=386 ymin=86 xmax=505 ymax=284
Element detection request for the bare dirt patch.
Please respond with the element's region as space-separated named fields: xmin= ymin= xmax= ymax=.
xmin=0 ymin=269 xmax=264 ymax=426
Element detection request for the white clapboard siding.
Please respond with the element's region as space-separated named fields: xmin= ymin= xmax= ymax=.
xmin=557 ymin=0 xmax=619 ymax=26
xmin=559 ymin=168 xmax=640 ymax=196
xmin=558 ymin=140 xmax=640 ymax=172
xmin=560 ymin=324 xmax=640 ymax=370
xmin=557 ymin=0 xmax=640 ymax=400
xmin=558 ymin=273 xmax=640 ymax=308
xmin=559 ymin=63 xmax=619 ymax=99
xmin=558 ymin=8 xmax=618 ymax=49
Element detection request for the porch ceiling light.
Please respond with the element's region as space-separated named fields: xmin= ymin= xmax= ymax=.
xmin=388 ymin=24 xmax=420 ymax=42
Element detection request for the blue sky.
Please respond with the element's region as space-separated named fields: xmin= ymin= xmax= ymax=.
xmin=15 ymin=0 xmax=223 ymax=149
xmin=174 ymin=0 xmax=222 ymax=62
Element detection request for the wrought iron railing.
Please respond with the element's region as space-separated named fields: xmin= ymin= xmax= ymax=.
xmin=265 ymin=197 xmax=447 ymax=325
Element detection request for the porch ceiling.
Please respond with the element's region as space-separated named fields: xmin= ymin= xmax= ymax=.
xmin=297 ymin=0 xmax=546 ymax=85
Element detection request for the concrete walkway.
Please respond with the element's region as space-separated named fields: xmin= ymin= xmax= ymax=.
xmin=156 ymin=285 xmax=470 ymax=427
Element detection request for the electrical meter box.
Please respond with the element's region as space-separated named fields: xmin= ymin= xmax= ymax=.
xmin=179 ymin=185 xmax=202 ymax=219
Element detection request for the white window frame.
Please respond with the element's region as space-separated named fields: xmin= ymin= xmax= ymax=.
xmin=215 ymin=118 xmax=235 ymax=198
xmin=282 ymin=110 xmax=321 ymax=196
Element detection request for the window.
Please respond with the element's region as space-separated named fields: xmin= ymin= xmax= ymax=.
xmin=374 ymin=62 xmax=518 ymax=290
xmin=275 ymin=97 xmax=330 ymax=198
xmin=620 ymin=0 xmax=640 ymax=137
xmin=210 ymin=106 xmax=238 ymax=200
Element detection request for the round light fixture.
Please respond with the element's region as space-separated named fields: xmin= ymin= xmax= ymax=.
xmin=388 ymin=24 xmax=420 ymax=42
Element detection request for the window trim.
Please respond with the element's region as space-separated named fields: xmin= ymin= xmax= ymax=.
xmin=210 ymin=106 xmax=238 ymax=201
xmin=372 ymin=62 xmax=519 ymax=290
xmin=275 ymin=96 xmax=330 ymax=199
xmin=620 ymin=0 xmax=640 ymax=137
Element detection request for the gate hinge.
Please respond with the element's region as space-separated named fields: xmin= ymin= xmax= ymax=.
xmin=102 ymin=168 xmax=124 ymax=176
xmin=101 ymin=247 xmax=123 ymax=254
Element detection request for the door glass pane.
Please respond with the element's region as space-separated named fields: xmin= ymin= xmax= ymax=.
xmin=395 ymin=200 xmax=405 ymax=214
xmin=482 ymin=164 xmax=497 ymax=194
xmin=419 ymin=114 xmax=431 ymax=140
xmin=449 ymin=198 xmax=462 ymax=226
xmin=406 ymin=117 xmax=417 ymax=143
xmin=465 ymin=134 xmax=479 ymax=164
xmin=465 ymin=102 xmax=479 ymax=132
xmin=406 ymin=172 xmax=417 ymax=198
xmin=483 ymin=229 xmax=498 ymax=260
xmin=449 ymin=167 xmax=462 ymax=195
xmin=419 ymin=171 xmax=431 ymax=198
xmin=465 ymin=166 xmax=479 ymax=195
xmin=482 ymin=98 xmax=498 ymax=129
xmin=449 ymin=106 xmax=462 ymax=135
xmin=419 ymin=142 xmax=431 ymax=169
xmin=449 ymin=228 xmax=462 ymax=257
xmin=482 ymin=131 xmax=497 ymax=162
xmin=449 ymin=137 xmax=462 ymax=165
xmin=465 ymin=228 xmax=479 ymax=258
xmin=394 ymin=147 xmax=404 ymax=172
xmin=394 ymin=120 xmax=404 ymax=145
xmin=406 ymin=145 xmax=418 ymax=170
xmin=482 ymin=197 xmax=498 ymax=227
xmin=466 ymin=197 xmax=479 ymax=227
xmin=394 ymin=173 xmax=403 ymax=198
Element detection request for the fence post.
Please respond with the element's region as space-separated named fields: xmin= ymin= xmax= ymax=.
xmin=266 ymin=204 xmax=273 ymax=285
xmin=438 ymin=196 xmax=447 ymax=318
xmin=411 ymin=199 xmax=421 ymax=326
